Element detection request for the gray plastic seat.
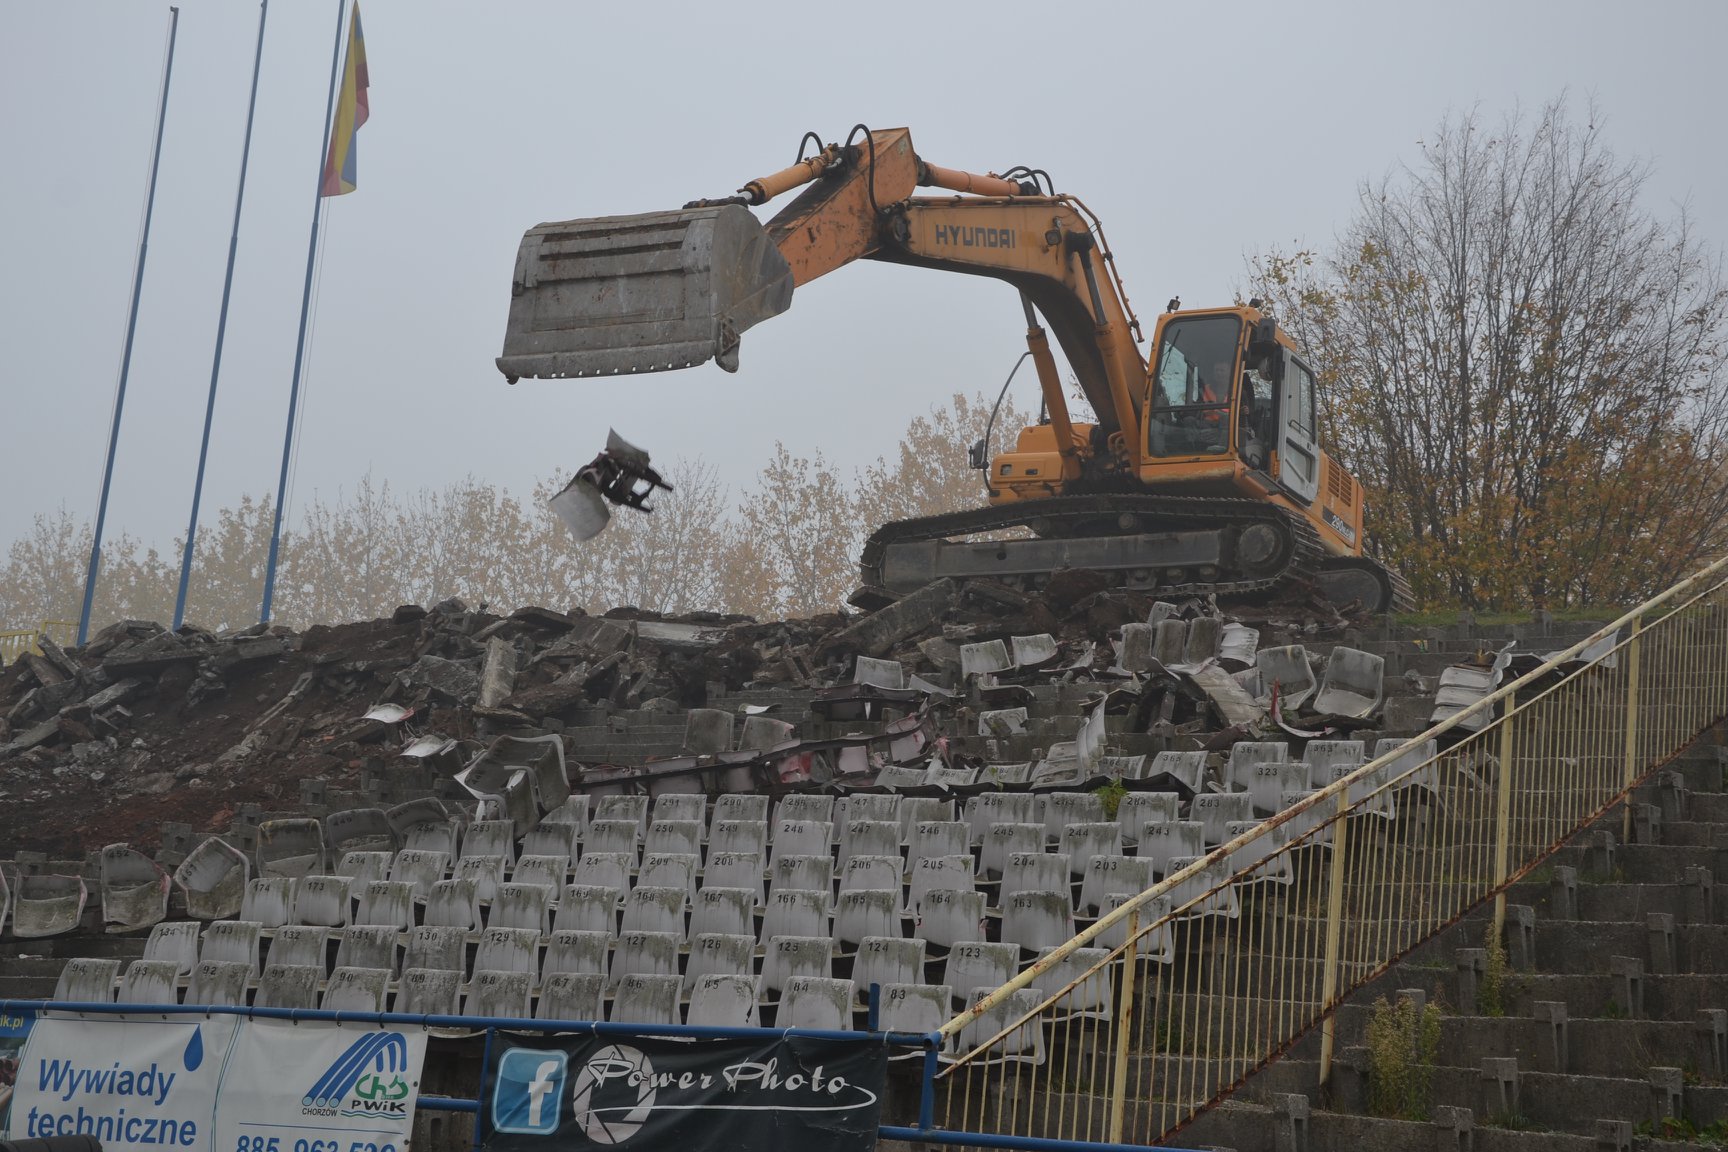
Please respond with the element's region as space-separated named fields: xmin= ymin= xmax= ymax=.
xmin=1061 ymin=823 xmax=1124 ymax=880
xmin=584 ymin=819 xmax=641 ymax=859
xmin=644 ymin=819 xmax=703 ymax=858
xmin=257 ymin=819 xmax=327 ymax=879
xmin=325 ymin=808 xmax=397 ymax=857
xmin=701 ymin=852 xmax=764 ymax=904
xmin=202 ymin=919 xmax=263 ymax=975
xmin=389 ymin=799 xmax=459 ymax=857
xmin=1098 ymin=892 xmax=1175 ymax=961
xmin=174 ymin=837 xmax=250 ymax=920
xmin=1079 ymin=855 xmax=1154 ymax=918
xmin=908 ymin=855 xmax=975 ymax=916
xmin=879 ymin=983 xmax=951 ymax=1055
xmin=998 ymin=853 xmax=1068 ymax=909
xmin=834 ymin=890 xmax=898 ymax=952
xmin=334 ymin=850 xmax=392 ymax=899
xmin=54 ymin=958 xmax=120 ymax=1002
xmin=963 ymin=793 xmax=1037 ymax=845
xmin=981 ymin=823 xmax=1043 ymax=880
xmin=255 ymin=963 xmax=322 ymax=1009
xmin=594 ymin=794 xmax=649 ymax=829
xmin=556 ymin=884 xmax=621 ymax=936
xmin=619 ymin=886 xmax=687 ymax=940
xmin=395 ymin=967 xmax=462 ymax=1015
xmin=143 ymin=920 xmax=201 ymax=975
xmin=839 ymin=855 xmax=901 ymax=896
xmin=473 ymin=926 xmax=541 ymax=979
xmin=404 ymin=925 xmax=468 ymax=973
xmin=760 ymin=889 xmax=829 ymax=943
xmin=519 ymin=823 xmax=578 ymax=861
xmin=1118 ymin=794 xmax=1180 ymax=847
xmin=609 ymin=930 xmax=679 ymax=986
xmin=686 ymin=933 xmax=756 ymax=984
xmin=570 ymin=852 xmax=632 ymax=894
xmin=241 ymin=877 xmax=297 ymax=929
xmin=1376 ymin=737 xmax=1441 ymax=796
xmin=770 ymin=854 xmax=833 ymax=899
xmin=897 ymin=798 xmax=955 ymax=843
xmin=908 ymin=821 xmax=970 ymax=869
xmin=118 ymin=959 xmax=180 ymax=1006
xmin=511 ymin=854 xmax=571 ymax=895
xmin=854 ymin=936 xmax=925 ymax=997
xmin=354 ymin=880 xmax=415 ymax=930
xmin=269 ymin=925 xmax=330 ymax=973
xmin=1148 ymin=751 xmax=1208 ymax=794
xmin=709 ymin=819 xmax=769 ymax=859
xmin=915 ymin=889 xmax=986 ymax=949
xmin=1256 ymin=645 xmax=1317 ymax=710
xmin=777 ymin=794 xmax=835 ymax=825
xmin=465 ymin=970 xmax=533 ymax=1018
xmin=713 ymin=794 xmax=769 ymax=824
xmin=652 ymin=794 xmax=707 ymax=824
xmin=295 ymin=875 xmax=353 ymax=928
xmin=838 ymin=820 xmax=900 ymax=864
xmin=939 ymin=942 xmax=1020 ymax=1011
xmin=461 ymin=820 xmax=518 ymax=865
xmin=1313 ymin=647 xmax=1385 ymax=716
xmin=1190 ymin=792 xmax=1254 ymax=846
xmin=13 ymin=874 xmax=88 ymax=939
xmin=953 ymin=986 xmax=1046 ymax=1064
xmin=1243 ymin=761 xmax=1313 ymax=819
xmin=322 ymin=966 xmax=390 ymax=1012
xmin=388 ymin=849 xmax=450 ymax=904
xmin=1135 ymin=820 xmax=1205 ymax=875
xmin=689 ymin=886 xmax=754 ymax=938
xmin=425 ymin=878 xmax=481 ymax=931
xmin=639 ymin=853 xmax=699 ymax=900
xmin=687 ymin=974 xmax=759 ymax=1027
xmin=334 ymin=924 xmax=400 ymax=976
xmin=837 ymin=794 xmax=901 ymax=826
xmin=1001 ymin=890 xmax=1076 ymax=953
xmin=770 ymin=819 xmax=832 ymax=862
xmin=780 ymin=976 xmax=855 ymax=1030
xmin=542 ymin=930 xmax=610 ymax=980
xmin=99 ymin=844 xmax=169 ymax=932
xmin=761 ymin=935 xmax=833 ymax=999
xmin=1039 ymin=794 xmax=1104 ymax=845
xmin=490 ymin=883 xmax=555 ymax=935
xmin=454 ymin=855 xmax=507 ymax=905
xmin=186 ymin=959 xmax=251 ymax=1007
xmin=537 ymin=972 xmax=606 ymax=1023
xmin=610 ymin=973 xmax=682 ymax=1025
xmin=1224 ymin=741 xmax=1288 ymax=788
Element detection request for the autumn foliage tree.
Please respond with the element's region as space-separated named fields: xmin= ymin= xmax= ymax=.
xmin=1249 ymin=100 xmax=1728 ymax=609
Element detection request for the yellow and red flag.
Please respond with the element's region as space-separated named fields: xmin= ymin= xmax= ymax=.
xmin=320 ymin=2 xmax=368 ymax=196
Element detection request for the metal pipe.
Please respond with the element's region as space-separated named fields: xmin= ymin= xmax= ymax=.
xmin=79 ymin=6 xmax=180 ymax=646
xmin=920 ymin=162 xmax=1025 ymax=198
xmin=740 ymin=145 xmax=839 ymax=204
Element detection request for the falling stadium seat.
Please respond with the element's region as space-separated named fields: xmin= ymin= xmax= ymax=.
xmin=1256 ymin=645 xmax=1317 ymax=710
xmin=174 ymin=836 xmax=250 ymax=921
xmin=257 ymin=819 xmax=327 ymax=879
xmin=1313 ymin=648 xmax=1385 ymax=717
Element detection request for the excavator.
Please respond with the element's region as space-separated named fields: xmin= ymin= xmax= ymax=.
xmin=496 ymin=125 xmax=1412 ymax=614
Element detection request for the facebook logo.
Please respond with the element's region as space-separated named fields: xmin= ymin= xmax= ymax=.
xmin=492 ymin=1048 xmax=568 ymax=1135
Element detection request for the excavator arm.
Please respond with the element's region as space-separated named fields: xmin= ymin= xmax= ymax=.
xmin=496 ymin=127 xmax=1147 ymax=473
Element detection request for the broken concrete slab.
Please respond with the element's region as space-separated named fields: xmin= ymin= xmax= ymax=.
xmin=479 ymin=637 xmax=520 ymax=708
xmin=821 ymin=578 xmax=958 ymax=658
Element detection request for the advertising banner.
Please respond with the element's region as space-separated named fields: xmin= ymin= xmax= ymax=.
xmin=0 ymin=1007 xmax=36 ymax=1130
xmin=213 ymin=1020 xmax=427 ymax=1152
xmin=481 ymin=1033 xmax=885 ymax=1152
xmin=6 ymin=1013 xmax=241 ymax=1152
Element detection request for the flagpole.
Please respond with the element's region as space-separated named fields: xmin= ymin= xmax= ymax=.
xmin=259 ymin=0 xmax=346 ymax=625
xmin=172 ymin=0 xmax=269 ymax=631
xmin=78 ymin=7 xmax=181 ymax=647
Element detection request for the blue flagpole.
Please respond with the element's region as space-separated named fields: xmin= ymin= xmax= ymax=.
xmin=78 ymin=6 xmax=180 ymax=647
xmin=260 ymin=0 xmax=346 ymax=625
xmin=172 ymin=0 xmax=269 ymax=631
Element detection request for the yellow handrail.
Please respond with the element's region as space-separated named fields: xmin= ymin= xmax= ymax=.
xmin=936 ymin=552 xmax=1728 ymax=1145
xmin=0 ymin=620 xmax=79 ymax=667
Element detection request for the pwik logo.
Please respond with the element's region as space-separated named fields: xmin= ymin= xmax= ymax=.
xmin=303 ymin=1033 xmax=413 ymax=1119
xmin=492 ymin=1049 xmax=568 ymax=1135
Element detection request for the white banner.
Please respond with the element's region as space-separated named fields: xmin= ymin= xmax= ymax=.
xmin=7 ymin=1013 xmax=241 ymax=1152
xmin=213 ymin=1020 xmax=427 ymax=1152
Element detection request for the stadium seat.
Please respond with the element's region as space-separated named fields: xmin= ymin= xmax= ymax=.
xmin=609 ymin=931 xmax=680 ymax=986
xmin=770 ymin=819 xmax=832 ymax=863
xmin=542 ymin=930 xmax=611 ymax=980
xmin=908 ymin=855 xmax=975 ymax=916
xmin=293 ymin=875 xmax=352 ymax=928
xmin=689 ymin=887 xmax=754 ymax=939
xmin=1190 ymin=792 xmax=1254 ymax=846
xmin=388 ymin=799 xmax=458 ymax=858
xmin=473 ymin=926 xmax=541 ymax=979
xmin=1061 ymin=823 xmax=1123 ymax=880
xmin=687 ymin=974 xmax=759 ymax=1027
xmin=877 ymin=983 xmax=951 ymax=1054
xmin=638 ymin=853 xmax=699 ymax=900
xmin=1098 ymin=892 xmax=1174 ymax=962
xmin=1079 ymin=855 xmax=1154 ymax=918
xmin=760 ymin=889 xmax=829 ymax=944
xmin=1243 ymin=762 xmax=1313 ymax=819
xmin=954 ymin=986 xmax=1045 ymax=1065
xmin=461 ymin=820 xmax=517 ymax=865
xmin=174 ymin=836 xmax=251 ymax=920
xmin=1304 ymin=739 xmax=1367 ymax=780
xmin=353 ymin=880 xmax=415 ymax=930
xmin=54 ymin=958 xmax=119 ymax=1003
xmin=645 ymin=819 xmax=703 ymax=858
xmin=837 ymin=794 xmax=901 ymax=827
xmin=853 ymin=936 xmax=925 ymax=996
xmin=686 ymin=933 xmax=757 ymax=985
xmin=838 ymin=820 xmax=900 ymax=864
xmin=771 ymin=855 xmax=833 ymax=901
xmin=1256 ymin=645 xmax=1317 ymax=710
xmin=322 ymin=966 xmax=390 ymax=1012
xmin=1040 ymin=794 xmax=1104 ymax=844
xmin=761 ymin=935 xmax=833 ymax=999
xmin=143 ymin=920 xmax=201 ymax=976
xmin=939 ymin=943 xmax=1019 ymax=1011
xmin=186 ymin=960 xmax=250 ymax=1007
xmin=511 ymin=855 xmax=570 ymax=896
xmin=701 ymin=851 xmax=765 ymax=905
xmin=1375 ymin=737 xmax=1441 ymax=797
xmin=914 ymin=889 xmax=986 ymax=949
xmin=709 ymin=819 xmax=769 ymax=860
xmin=1118 ymin=794 xmax=1180 ymax=848
xmin=541 ymin=796 xmax=590 ymax=835
xmin=240 ymin=877 xmax=296 ymax=930
xmin=202 ymin=919 xmax=263 ymax=975
xmin=334 ymin=850 xmax=392 ymax=899
xmin=118 ymin=959 xmax=180 ymax=1006
xmin=963 ymin=793 xmax=1037 ymax=845
xmin=570 ymin=852 xmax=632 ymax=894
xmin=1001 ymin=890 xmax=1076 ymax=953
xmin=325 ymin=808 xmax=397 ymax=856
xmin=652 ymin=794 xmax=707 ymax=825
xmin=335 ymin=924 xmax=400 ymax=976
xmin=255 ymin=964 xmax=322 ymax=1010
xmin=839 ymin=855 xmax=901 ymax=896
xmin=908 ymin=821 xmax=970 ymax=870
xmin=1148 ymin=750 xmax=1208 ymax=795
xmin=99 ymin=844 xmax=169 ymax=933
xmin=257 ymin=819 xmax=327 ymax=879
xmin=834 ymin=890 xmax=898 ymax=952
xmin=455 ymin=856 xmax=507 ymax=905
xmin=610 ymin=973 xmax=681 ymax=1025
xmin=777 ymin=794 xmax=835 ymax=825
xmin=999 ymin=853 xmax=1069 ymax=909
xmin=395 ymin=967 xmax=461 ymax=1015
xmin=713 ymin=794 xmax=770 ymax=824
xmin=403 ymin=925 xmax=468 ymax=974
xmin=491 ymin=882 xmax=555 ymax=935
xmin=13 ymin=874 xmax=87 ymax=939
xmin=556 ymin=885 xmax=622 ymax=936
xmin=780 ymin=977 xmax=855 ymax=1030
xmin=1034 ymin=946 xmax=1113 ymax=1020
xmin=269 ymin=925 xmax=330 ymax=973
xmin=537 ymin=972 xmax=606 ymax=1024
xmin=465 ymin=970 xmax=533 ymax=1018
xmin=595 ymin=795 xmax=649 ymax=830
xmin=897 ymin=798 xmax=955 ymax=843
xmin=519 ymin=823 xmax=578 ymax=864
xmin=621 ymin=886 xmax=688 ymax=937
xmin=1313 ymin=648 xmax=1385 ymax=716
xmin=1135 ymin=820 xmax=1205 ymax=876
xmin=424 ymin=878 xmax=481 ymax=931
xmin=388 ymin=850 xmax=450 ymax=905
xmin=980 ymin=823 xmax=1043 ymax=881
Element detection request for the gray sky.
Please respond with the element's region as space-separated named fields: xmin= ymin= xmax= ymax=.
xmin=4 ymin=0 xmax=1727 ymax=563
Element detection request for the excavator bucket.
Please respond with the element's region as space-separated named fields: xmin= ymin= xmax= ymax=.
xmin=497 ymin=205 xmax=794 ymax=381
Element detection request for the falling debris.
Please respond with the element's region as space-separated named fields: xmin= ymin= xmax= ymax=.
xmin=548 ymin=429 xmax=673 ymax=541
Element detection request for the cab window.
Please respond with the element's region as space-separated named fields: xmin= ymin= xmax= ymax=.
xmin=1148 ymin=314 xmax=1240 ymax=458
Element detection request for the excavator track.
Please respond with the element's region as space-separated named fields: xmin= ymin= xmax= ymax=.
xmin=857 ymin=493 xmax=1334 ymax=607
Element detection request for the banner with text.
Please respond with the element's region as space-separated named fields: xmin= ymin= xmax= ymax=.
xmin=481 ymin=1033 xmax=885 ymax=1152
xmin=0 ymin=1007 xmax=37 ymax=1131
xmin=6 ymin=1014 xmax=240 ymax=1152
xmin=214 ymin=1020 xmax=427 ymax=1152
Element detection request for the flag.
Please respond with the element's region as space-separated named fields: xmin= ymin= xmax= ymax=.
xmin=320 ymin=2 xmax=369 ymax=196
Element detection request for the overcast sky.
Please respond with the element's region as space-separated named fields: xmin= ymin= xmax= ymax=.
xmin=4 ymin=1 xmax=1726 ymax=568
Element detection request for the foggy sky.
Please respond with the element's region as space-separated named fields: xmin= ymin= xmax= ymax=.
xmin=4 ymin=0 xmax=1725 ymax=570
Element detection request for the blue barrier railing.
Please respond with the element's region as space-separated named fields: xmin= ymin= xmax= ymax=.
xmin=0 ymin=999 xmax=1206 ymax=1152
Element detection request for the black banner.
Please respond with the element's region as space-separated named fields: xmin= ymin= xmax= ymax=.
xmin=481 ymin=1033 xmax=886 ymax=1152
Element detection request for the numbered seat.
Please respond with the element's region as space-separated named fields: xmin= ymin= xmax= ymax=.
xmin=687 ymin=974 xmax=759 ymax=1027
xmin=473 ymin=926 xmax=541 ymax=979
xmin=519 ymin=823 xmax=578 ymax=862
xmin=1001 ymin=891 xmax=1075 ymax=953
xmin=322 ymin=965 xmax=390 ymax=1012
xmin=780 ymin=977 xmax=855 ymax=1030
xmin=702 ymin=852 xmax=765 ymax=905
xmin=953 ymin=986 xmax=1046 ymax=1065
xmin=1375 ymin=737 xmax=1441 ymax=797
xmin=491 ymin=883 xmax=555 ymax=935
xmin=143 ymin=920 xmax=201 ymax=976
xmin=1118 ymin=794 xmax=1180 ymax=848
xmin=511 ymin=855 xmax=570 ymax=896
xmin=425 ymin=878 xmax=481 ymax=931
xmin=1243 ymin=761 xmax=1312 ymax=819
xmin=998 ymin=853 xmax=1069 ymax=909
xmin=582 ymin=819 xmax=640 ymax=860
xmin=1223 ymin=742 xmax=1288 ymax=790
xmin=595 ymin=795 xmax=649 ymax=830
xmin=268 ymin=925 xmax=330 ymax=974
xmin=907 ymin=822 xmax=971 ymax=873
xmin=240 ymin=877 xmax=296 ymax=929
xmin=353 ymin=880 xmax=415 ymax=930
xmin=1079 ymin=855 xmax=1154 ymax=918
xmin=644 ymin=819 xmax=703 ymax=858
xmin=1039 ymin=794 xmax=1104 ymax=845
xmin=771 ymin=855 xmax=833 ymax=901
xmin=334 ymin=850 xmax=392 ymax=899
xmin=776 ymin=794 xmax=835 ymax=825
xmin=256 ymin=964 xmax=322 ymax=1010
xmin=760 ymin=889 xmax=829 ymax=944
xmin=541 ymin=930 xmax=611 ymax=980
xmin=609 ymin=931 xmax=680 ymax=986
xmin=907 ymin=855 xmax=975 ymax=916
xmin=610 ymin=973 xmax=681 ymax=1025
xmin=1304 ymin=739 xmax=1366 ymax=782
xmin=1313 ymin=647 xmax=1384 ymax=716
xmin=465 ymin=970 xmax=533 ymax=1018
xmin=980 ymin=824 xmax=1043 ymax=881
xmin=186 ymin=960 xmax=251 ymax=1007
xmin=770 ymin=819 xmax=832 ymax=863
xmin=293 ymin=875 xmax=352 ymax=928
xmin=1098 ymin=892 xmax=1175 ymax=962
xmin=914 ymin=889 xmax=986 ymax=950
xmin=404 ymin=925 xmax=468 ymax=974
xmin=389 ymin=850 xmax=450 ymax=905
xmin=838 ymin=820 xmax=900 ymax=865
xmin=839 ymin=855 xmax=901 ymax=896
xmin=325 ymin=808 xmax=397 ymax=857
xmin=621 ymin=886 xmax=688 ymax=937
xmin=709 ymin=819 xmax=769 ymax=859
xmin=837 ymin=794 xmax=900 ymax=828
xmin=173 ymin=836 xmax=250 ymax=921
xmin=685 ymin=932 xmax=757 ymax=984
xmin=570 ymin=852 xmax=633 ymax=894
xmin=639 ymin=853 xmax=699 ymax=901
xmin=689 ymin=886 xmax=754 ymax=939
xmin=1191 ymin=792 xmax=1254 ymax=846
xmin=1061 ymin=823 xmax=1123 ymax=880
xmin=202 ymin=919 xmax=263 ymax=976
xmin=335 ymin=924 xmax=400 ymax=976
xmin=396 ymin=809 xmax=462 ymax=859
xmin=897 ymin=798 xmax=956 ymax=844
xmin=1135 ymin=820 xmax=1205 ymax=876
xmin=537 ymin=972 xmax=606 ymax=1024
xmin=713 ymin=794 xmax=770 ymax=824
xmin=117 ymin=959 xmax=179 ymax=1006
xmin=395 ymin=967 xmax=462 ymax=1015
xmin=1256 ymin=645 xmax=1317 ymax=710
xmin=556 ymin=885 xmax=621 ymax=937
xmin=963 ymin=793 xmax=1037 ymax=846
xmin=653 ymin=794 xmax=707 ymax=824
xmin=54 ymin=958 xmax=119 ymax=1003
xmin=854 ymin=937 xmax=925 ymax=998
xmin=939 ymin=942 xmax=1020 ymax=1012
xmin=257 ymin=818 xmax=327 ymax=879
xmin=834 ymin=890 xmax=898 ymax=953
xmin=1148 ymin=751 xmax=1209 ymax=795
xmin=461 ymin=820 xmax=518 ymax=865
xmin=878 ymin=983 xmax=951 ymax=1054
xmin=761 ymin=936 xmax=833 ymax=1000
